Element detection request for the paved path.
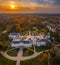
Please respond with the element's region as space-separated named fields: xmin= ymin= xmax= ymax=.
xmin=47 ymin=52 xmax=51 ymax=65
xmin=0 ymin=51 xmax=17 ymax=61
xmin=55 ymin=44 xmax=60 ymax=47
xmin=16 ymin=48 xmax=23 ymax=65
xmin=5 ymin=48 xmax=17 ymax=53
xmin=33 ymin=45 xmax=36 ymax=53
xmin=0 ymin=49 xmax=49 ymax=65
xmin=0 ymin=50 xmax=43 ymax=61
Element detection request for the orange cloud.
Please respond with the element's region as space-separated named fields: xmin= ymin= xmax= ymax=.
xmin=0 ymin=1 xmax=60 ymax=13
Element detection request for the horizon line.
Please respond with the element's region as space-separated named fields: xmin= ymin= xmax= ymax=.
xmin=0 ymin=12 xmax=60 ymax=14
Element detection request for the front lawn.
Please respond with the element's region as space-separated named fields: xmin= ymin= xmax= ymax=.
xmin=0 ymin=54 xmax=16 ymax=65
xmin=35 ymin=46 xmax=47 ymax=52
xmin=7 ymin=48 xmax=19 ymax=56
xmin=21 ymin=52 xmax=48 ymax=65
xmin=23 ymin=47 xmax=34 ymax=57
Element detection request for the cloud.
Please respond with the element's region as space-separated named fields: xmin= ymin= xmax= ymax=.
xmin=17 ymin=0 xmax=60 ymax=5
xmin=0 ymin=0 xmax=60 ymax=13
xmin=44 ymin=0 xmax=54 ymax=4
xmin=0 ymin=0 xmax=60 ymax=5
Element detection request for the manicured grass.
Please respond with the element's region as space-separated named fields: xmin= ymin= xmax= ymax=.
xmin=7 ymin=48 xmax=19 ymax=56
xmin=35 ymin=46 xmax=47 ymax=52
xmin=0 ymin=54 xmax=16 ymax=65
xmin=21 ymin=52 xmax=48 ymax=65
xmin=23 ymin=47 xmax=34 ymax=57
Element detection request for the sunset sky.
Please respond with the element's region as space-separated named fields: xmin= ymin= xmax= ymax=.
xmin=0 ymin=0 xmax=60 ymax=13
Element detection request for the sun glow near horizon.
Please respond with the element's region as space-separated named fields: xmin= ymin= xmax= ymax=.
xmin=10 ymin=4 xmax=15 ymax=9
xmin=9 ymin=1 xmax=16 ymax=9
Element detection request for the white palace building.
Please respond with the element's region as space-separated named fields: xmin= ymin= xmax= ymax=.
xmin=9 ymin=33 xmax=51 ymax=48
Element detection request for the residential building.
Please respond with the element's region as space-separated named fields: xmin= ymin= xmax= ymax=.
xmin=9 ymin=33 xmax=20 ymax=39
xmin=11 ymin=39 xmax=33 ymax=48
